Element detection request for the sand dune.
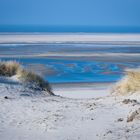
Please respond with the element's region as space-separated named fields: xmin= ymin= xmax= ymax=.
xmin=0 ymin=75 xmax=140 ymax=140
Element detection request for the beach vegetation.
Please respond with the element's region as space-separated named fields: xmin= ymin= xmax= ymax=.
xmin=112 ymin=68 xmax=140 ymax=95
xmin=0 ymin=61 xmax=54 ymax=95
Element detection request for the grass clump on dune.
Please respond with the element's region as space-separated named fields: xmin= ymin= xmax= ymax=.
xmin=17 ymin=69 xmax=54 ymax=95
xmin=0 ymin=61 xmax=20 ymax=76
xmin=0 ymin=61 xmax=54 ymax=95
xmin=112 ymin=68 xmax=140 ymax=95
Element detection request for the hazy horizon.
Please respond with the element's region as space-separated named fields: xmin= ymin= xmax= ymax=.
xmin=1 ymin=25 xmax=140 ymax=33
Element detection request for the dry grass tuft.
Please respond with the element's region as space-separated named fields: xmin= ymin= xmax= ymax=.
xmin=17 ymin=69 xmax=54 ymax=95
xmin=0 ymin=61 xmax=54 ymax=95
xmin=112 ymin=68 xmax=140 ymax=95
xmin=0 ymin=61 xmax=20 ymax=76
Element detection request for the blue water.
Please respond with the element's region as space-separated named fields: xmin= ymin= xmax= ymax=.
xmin=0 ymin=42 xmax=140 ymax=83
xmin=1 ymin=25 xmax=140 ymax=33
xmin=0 ymin=57 xmax=139 ymax=83
xmin=1 ymin=43 xmax=140 ymax=55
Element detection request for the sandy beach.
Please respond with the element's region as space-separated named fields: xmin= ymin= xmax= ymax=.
xmin=0 ymin=76 xmax=140 ymax=140
xmin=52 ymin=82 xmax=112 ymax=98
xmin=0 ymin=33 xmax=140 ymax=43
xmin=0 ymin=34 xmax=140 ymax=140
xmin=1 ymin=0 xmax=140 ymax=138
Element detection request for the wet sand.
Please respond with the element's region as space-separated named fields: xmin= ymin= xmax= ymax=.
xmin=52 ymin=82 xmax=113 ymax=98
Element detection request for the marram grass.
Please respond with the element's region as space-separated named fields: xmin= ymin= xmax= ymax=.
xmin=0 ymin=61 xmax=20 ymax=76
xmin=112 ymin=68 xmax=140 ymax=95
xmin=0 ymin=61 xmax=54 ymax=95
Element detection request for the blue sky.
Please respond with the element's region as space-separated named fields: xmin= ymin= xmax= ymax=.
xmin=0 ymin=0 xmax=140 ymax=31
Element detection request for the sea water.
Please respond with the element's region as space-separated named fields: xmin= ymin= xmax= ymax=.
xmin=0 ymin=42 xmax=140 ymax=84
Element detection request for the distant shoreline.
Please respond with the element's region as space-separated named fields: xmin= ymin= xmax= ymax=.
xmin=0 ymin=53 xmax=140 ymax=63
xmin=0 ymin=33 xmax=140 ymax=44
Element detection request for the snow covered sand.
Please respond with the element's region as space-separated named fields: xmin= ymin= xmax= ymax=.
xmin=1 ymin=77 xmax=140 ymax=140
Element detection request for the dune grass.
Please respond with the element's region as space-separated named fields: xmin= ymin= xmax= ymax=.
xmin=112 ymin=68 xmax=140 ymax=95
xmin=0 ymin=61 xmax=54 ymax=95
xmin=17 ymin=69 xmax=54 ymax=95
xmin=0 ymin=61 xmax=20 ymax=76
